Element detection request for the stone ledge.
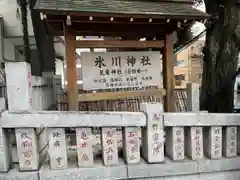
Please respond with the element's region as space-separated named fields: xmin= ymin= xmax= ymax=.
xmin=128 ymin=157 xmax=240 ymax=179
xmin=39 ymin=159 xmax=127 ymax=180
xmin=1 ymin=111 xmax=146 ymax=128
xmin=0 ymin=166 xmax=38 ymax=180
xmin=128 ymin=158 xmax=198 ymax=179
xmin=163 ymin=112 xmax=240 ymax=127
xmin=164 ymin=171 xmax=240 ymax=180
xmin=197 ymin=156 xmax=240 ymax=173
xmin=2 ymin=157 xmax=240 ymax=180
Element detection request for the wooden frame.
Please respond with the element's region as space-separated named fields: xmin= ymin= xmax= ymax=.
xmin=75 ymin=40 xmax=164 ymax=48
xmin=59 ymin=16 xmax=175 ymax=112
xmin=64 ymin=24 xmax=78 ymax=110
xmin=64 ymin=36 xmax=175 ymax=111
xmin=163 ymin=34 xmax=175 ymax=112
xmin=78 ymin=88 xmax=166 ymax=102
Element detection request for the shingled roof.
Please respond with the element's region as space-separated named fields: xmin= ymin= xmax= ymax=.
xmin=34 ymin=0 xmax=209 ymax=20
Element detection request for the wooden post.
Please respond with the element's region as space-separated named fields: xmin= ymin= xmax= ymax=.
xmin=163 ymin=33 xmax=175 ymax=112
xmin=64 ymin=24 xmax=77 ymax=110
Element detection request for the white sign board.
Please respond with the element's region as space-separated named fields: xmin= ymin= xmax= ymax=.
xmin=81 ymin=51 xmax=162 ymax=90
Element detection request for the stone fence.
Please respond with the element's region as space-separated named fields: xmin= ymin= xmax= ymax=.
xmin=0 ymin=104 xmax=240 ymax=180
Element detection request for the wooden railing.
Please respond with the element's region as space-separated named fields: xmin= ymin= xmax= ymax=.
xmin=1 ymin=103 xmax=240 ymax=179
xmin=56 ymin=88 xmax=189 ymax=112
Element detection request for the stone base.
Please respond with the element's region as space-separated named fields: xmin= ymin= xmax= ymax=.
xmin=39 ymin=159 xmax=127 ymax=180
xmin=1 ymin=157 xmax=240 ymax=180
xmin=0 ymin=165 xmax=38 ymax=180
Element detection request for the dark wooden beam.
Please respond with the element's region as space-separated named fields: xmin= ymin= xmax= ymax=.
xmin=46 ymin=14 xmax=183 ymax=25
xmin=77 ymin=88 xmax=166 ymax=102
xmin=71 ymin=22 xmax=177 ymax=33
xmin=47 ymin=21 xmax=176 ymax=37
xmin=47 ymin=21 xmax=177 ymax=31
xmin=64 ymin=24 xmax=78 ymax=110
xmin=40 ymin=9 xmax=207 ymax=20
xmin=75 ymin=40 xmax=164 ymax=48
xmin=163 ymin=33 xmax=175 ymax=112
xmin=75 ymin=30 xmax=166 ymax=37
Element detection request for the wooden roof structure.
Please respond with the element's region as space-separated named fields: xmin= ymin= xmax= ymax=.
xmin=34 ymin=0 xmax=209 ymax=37
xmin=35 ymin=0 xmax=206 ymax=19
xmin=34 ymin=0 xmax=209 ymax=112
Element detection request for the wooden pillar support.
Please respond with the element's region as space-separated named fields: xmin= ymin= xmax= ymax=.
xmin=163 ymin=33 xmax=175 ymax=112
xmin=64 ymin=24 xmax=77 ymax=110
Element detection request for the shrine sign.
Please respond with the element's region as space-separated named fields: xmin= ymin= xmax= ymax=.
xmin=81 ymin=51 xmax=162 ymax=90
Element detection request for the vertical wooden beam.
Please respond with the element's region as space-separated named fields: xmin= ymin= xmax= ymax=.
xmin=163 ymin=33 xmax=175 ymax=112
xmin=64 ymin=24 xmax=77 ymax=110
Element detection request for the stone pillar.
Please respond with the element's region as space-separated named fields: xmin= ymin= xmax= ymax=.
xmin=101 ymin=128 xmax=119 ymax=166
xmin=204 ymin=127 xmax=222 ymax=159
xmin=165 ymin=127 xmax=184 ymax=161
xmin=5 ymin=62 xmax=40 ymax=171
xmin=15 ymin=128 xmax=39 ymax=171
xmin=0 ymin=99 xmax=10 ymax=172
xmin=187 ymin=83 xmax=200 ymax=112
xmin=76 ymin=128 xmax=94 ymax=167
xmin=223 ymin=126 xmax=237 ymax=157
xmin=0 ymin=128 xmax=10 ymax=172
xmin=140 ymin=103 xmax=164 ymax=163
xmin=5 ymin=62 xmax=32 ymax=111
xmin=123 ymin=127 xmax=140 ymax=164
xmin=185 ymin=127 xmax=203 ymax=160
xmin=48 ymin=128 xmax=68 ymax=170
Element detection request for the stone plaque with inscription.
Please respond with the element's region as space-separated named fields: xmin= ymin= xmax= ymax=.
xmin=48 ymin=128 xmax=68 ymax=169
xmin=101 ymin=128 xmax=119 ymax=166
xmin=76 ymin=128 xmax=94 ymax=167
xmin=223 ymin=126 xmax=237 ymax=157
xmin=185 ymin=127 xmax=203 ymax=160
xmin=140 ymin=103 xmax=164 ymax=163
xmin=123 ymin=127 xmax=140 ymax=164
xmin=204 ymin=127 xmax=222 ymax=159
xmin=15 ymin=128 xmax=39 ymax=171
xmin=166 ymin=127 xmax=184 ymax=161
